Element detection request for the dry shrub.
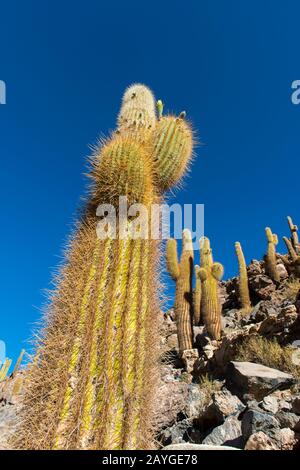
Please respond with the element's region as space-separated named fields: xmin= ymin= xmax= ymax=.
xmin=236 ymin=335 xmax=300 ymax=380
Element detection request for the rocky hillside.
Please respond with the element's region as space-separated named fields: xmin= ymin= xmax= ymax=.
xmin=1 ymin=259 xmax=299 ymax=450
xmin=156 ymin=257 xmax=300 ymax=450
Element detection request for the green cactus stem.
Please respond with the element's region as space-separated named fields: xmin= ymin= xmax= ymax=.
xmin=235 ymin=242 xmax=251 ymax=310
xmin=197 ymin=237 xmax=223 ymax=340
xmin=166 ymin=229 xmax=194 ymax=354
xmin=265 ymin=227 xmax=280 ymax=282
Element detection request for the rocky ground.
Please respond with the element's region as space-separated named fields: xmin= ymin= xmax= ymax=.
xmin=156 ymin=259 xmax=300 ymax=450
xmin=1 ymin=259 xmax=300 ymax=450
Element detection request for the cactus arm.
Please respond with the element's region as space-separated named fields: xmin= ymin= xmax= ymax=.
xmin=166 ymin=238 xmax=180 ymax=280
xmin=211 ymin=262 xmax=224 ymax=281
xmin=235 ymin=242 xmax=251 ymax=309
xmin=0 ymin=358 xmax=12 ymax=382
xmin=152 ymin=115 xmax=193 ymax=192
xmin=283 ymin=236 xmax=298 ymax=261
xmin=12 ymin=349 xmax=25 ymax=376
xmin=287 ymin=216 xmax=299 ymax=253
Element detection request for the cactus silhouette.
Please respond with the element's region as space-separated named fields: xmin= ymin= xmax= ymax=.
xmin=166 ymin=229 xmax=194 ymax=354
xmin=14 ymin=84 xmax=194 ymax=450
xmin=235 ymin=242 xmax=251 ymax=310
xmin=197 ymin=237 xmax=223 ymax=340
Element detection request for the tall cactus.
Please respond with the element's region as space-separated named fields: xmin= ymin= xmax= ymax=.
xmin=166 ymin=230 xmax=194 ymax=354
xmin=265 ymin=227 xmax=280 ymax=282
xmin=235 ymin=242 xmax=251 ymax=310
xmin=196 ymin=237 xmax=223 ymax=340
xmin=287 ymin=216 xmax=299 ymax=254
xmin=14 ymin=84 xmax=194 ymax=450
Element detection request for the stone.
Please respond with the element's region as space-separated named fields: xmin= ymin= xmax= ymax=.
xmin=272 ymin=428 xmax=296 ymax=450
xmin=244 ymin=431 xmax=278 ymax=450
xmin=275 ymin=410 xmax=299 ymax=429
xmin=185 ymin=384 xmax=209 ymax=419
xmin=160 ymin=418 xmax=193 ymax=445
xmin=204 ymin=389 xmax=245 ymax=424
xmin=248 ymin=274 xmax=276 ymax=300
xmin=163 ymin=443 xmax=240 ymax=450
xmin=226 ymin=361 xmax=296 ymax=401
xmin=277 ymin=263 xmax=289 ymax=279
xmin=181 ymin=349 xmax=199 ymax=374
xmin=202 ymin=416 xmax=243 ymax=448
xmin=166 ymin=333 xmax=179 ymax=351
xmin=292 ymin=396 xmax=300 ymax=415
xmin=241 ymin=408 xmax=280 ymax=441
xmin=154 ymin=381 xmax=188 ymax=430
xmin=260 ymin=395 xmax=279 ymax=414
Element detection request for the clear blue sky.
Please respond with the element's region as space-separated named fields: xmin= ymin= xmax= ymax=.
xmin=0 ymin=0 xmax=299 ymax=365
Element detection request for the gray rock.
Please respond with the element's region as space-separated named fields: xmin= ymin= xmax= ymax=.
xmin=202 ymin=416 xmax=243 ymax=448
xmin=226 ymin=361 xmax=296 ymax=401
xmin=241 ymin=409 xmax=280 ymax=441
xmin=160 ymin=418 xmax=193 ymax=445
xmin=163 ymin=443 xmax=240 ymax=450
xmin=155 ymin=381 xmax=188 ymax=430
xmin=204 ymin=389 xmax=245 ymax=424
xmin=275 ymin=410 xmax=299 ymax=430
xmin=185 ymin=384 xmax=208 ymax=419
xmin=260 ymin=395 xmax=279 ymax=414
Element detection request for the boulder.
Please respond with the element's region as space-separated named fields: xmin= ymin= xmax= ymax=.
xmin=271 ymin=428 xmax=296 ymax=450
xmin=292 ymin=396 xmax=300 ymax=415
xmin=202 ymin=416 xmax=243 ymax=448
xmin=154 ymin=381 xmax=188 ymax=430
xmin=204 ymin=389 xmax=245 ymax=424
xmin=244 ymin=431 xmax=278 ymax=450
xmin=181 ymin=349 xmax=199 ymax=374
xmin=160 ymin=418 xmax=194 ymax=445
xmin=275 ymin=410 xmax=299 ymax=429
xmin=163 ymin=443 xmax=240 ymax=450
xmin=241 ymin=408 xmax=280 ymax=441
xmin=260 ymin=395 xmax=279 ymax=414
xmin=185 ymin=384 xmax=209 ymax=419
xmin=226 ymin=361 xmax=296 ymax=401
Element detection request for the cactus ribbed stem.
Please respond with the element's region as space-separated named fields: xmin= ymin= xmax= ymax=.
xmin=235 ymin=242 xmax=251 ymax=309
xmin=265 ymin=227 xmax=280 ymax=282
xmin=166 ymin=230 xmax=194 ymax=354
xmin=193 ymin=265 xmax=202 ymax=325
xmin=287 ymin=216 xmax=299 ymax=254
xmin=197 ymin=237 xmax=223 ymax=340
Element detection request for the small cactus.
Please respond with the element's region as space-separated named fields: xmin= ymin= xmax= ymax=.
xmin=197 ymin=237 xmax=223 ymax=340
xmin=235 ymin=242 xmax=251 ymax=309
xmin=265 ymin=227 xmax=280 ymax=282
xmin=166 ymin=229 xmax=194 ymax=354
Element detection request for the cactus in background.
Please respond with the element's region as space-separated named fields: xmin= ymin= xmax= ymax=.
xmin=0 ymin=358 xmax=12 ymax=382
xmin=166 ymin=230 xmax=194 ymax=354
xmin=264 ymin=227 xmax=280 ymax=282
xmin=193 ymin=265 xmax=202 ymax=325
xmin=197 ymin=237 xmax=223 ymax=340
xmin=14 ymin=84 xmax=194 ymax=450
xmin=235 ymin=242 xmax=251 ymax=310
xmin=287 ymin=216 xmax=299 ymax=254
xmin=281 ymin=234 xmax=300 ymax=279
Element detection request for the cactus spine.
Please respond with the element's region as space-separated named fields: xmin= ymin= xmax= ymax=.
xmin=166 ymin=230 xmax=194 ymax=354
xmin=193 ymin=265 xmax=202 ymax=325
xmin=15 ymin=84 xmax=194 ymax=450
xmin=197 ymin=237 xmax=223 ymax=340
xmin=265 ymin=227 xmax=280 ymax=282
xmin=235 ymin=242 xmax=251 ymax=309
